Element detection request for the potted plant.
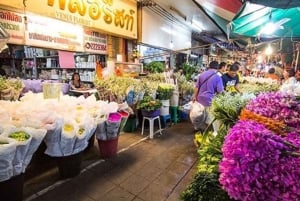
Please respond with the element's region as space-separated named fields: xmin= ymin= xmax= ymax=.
xmin=156 ymin=83 xmax=175 ymax=116
xmin=137 ymin=95 xmax=162 ymax=117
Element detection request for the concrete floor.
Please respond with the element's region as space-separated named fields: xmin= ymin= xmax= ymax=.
xmin=23 ymin=121 xmax=198 ymax=201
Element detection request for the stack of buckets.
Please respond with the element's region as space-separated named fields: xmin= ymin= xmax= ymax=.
xmin=170 ymin=90 xmax=179 ymax=123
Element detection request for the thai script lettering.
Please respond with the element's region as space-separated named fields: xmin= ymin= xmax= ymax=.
xmin=0 ymin=11 xmax=22 ymax=23
xmin=85 ymin=30 xmax=106 ymax=38
xmin=0 ymin=22 xmax=20 ymax=31
xmin=28 ymin=32 xmax=81 ymax=47
xmin=47 ymin=0 xmax=135 ymax=31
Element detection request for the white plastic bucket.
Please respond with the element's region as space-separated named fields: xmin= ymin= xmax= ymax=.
xmin=170 ymin=91 xmax=179 ymax=106
xmin=160 ymin=99 xmax=170 ymax=116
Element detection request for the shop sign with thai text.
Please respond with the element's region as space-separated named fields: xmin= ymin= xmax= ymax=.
xmin=0 ymin=0 xmax=137 ymax=39
xmin=25 ymin=13 xmax=84 ymax=51
xmin=84 ymin=29 xmax=107 ymax=54
xmin=0 ymin=9 xmax=25 ymax=44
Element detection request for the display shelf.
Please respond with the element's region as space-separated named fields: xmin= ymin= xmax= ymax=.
xmin=74 ymin=53 xmax=90 ymax=56
xmin=37 ymin=67 xmax=95 ymax=70
xmin=36 ymin=55 xmax=58 ymax=58
xmin=74 ymin=68 xmax=95 ymax=70
xmin=5 ymin=45 xmax=106 ymax=80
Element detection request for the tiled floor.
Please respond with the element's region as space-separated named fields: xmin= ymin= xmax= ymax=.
xmin=23 ymin=121 xmax=198 ymax=201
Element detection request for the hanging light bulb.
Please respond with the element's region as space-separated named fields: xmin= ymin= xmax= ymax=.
xmin=265 ymin=45 xmax=273 ymax=55
xmin=261 ymin=22 xmax=276 ymax=35
xmin=170 ymin=40 xmax=174 ymax=49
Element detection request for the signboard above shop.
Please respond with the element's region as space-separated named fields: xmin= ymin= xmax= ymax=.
xmin=0 ymin=9 xmax=25 ymax=44
xmin=0 ymin=8 xmax=107 ymax=53
xmin=25 ymin=13 xmax=84 ymax=52
xmin=0 ymin=0 xmax=137 ymax=39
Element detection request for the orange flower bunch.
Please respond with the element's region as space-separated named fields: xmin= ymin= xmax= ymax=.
xmin=239 ymin=109 xmax=287 ymax=136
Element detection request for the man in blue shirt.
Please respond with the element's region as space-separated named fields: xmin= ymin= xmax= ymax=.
xmin=221 ymin=62 xmax=242 ymax=94
xmin=192 ymin=61 xmax=224 ymax=133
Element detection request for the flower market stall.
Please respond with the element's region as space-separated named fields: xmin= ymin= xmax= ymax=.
xmin=93 ymin=73 xmax=194 ymax=129
xmin=181 ymin=76 xmax=300 ymax=201
xmin=0 ymin=91 xmax=123 ymax=200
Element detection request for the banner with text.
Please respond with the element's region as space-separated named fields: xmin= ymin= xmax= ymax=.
xmin=0 ymin=0 xmax=137 ymax=39
xmin=0 ymin=9 xmax=25 ymax=44
xmin=25 ymin=13 xmax=84 ymax=52
xmin=84 ymin=29 xmax=107 ymax=54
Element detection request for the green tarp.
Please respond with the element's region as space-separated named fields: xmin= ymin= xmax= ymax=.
xmin=248 ymin=0 xmax=300 ymax=9
xmin=229 ymin=2 xmax=300 ymax=38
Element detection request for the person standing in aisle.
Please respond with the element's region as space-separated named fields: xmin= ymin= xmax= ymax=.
xmin=281 ymin=68 xmax=297 ymax=85
xmin=221 ymin=62 xmax=242 ymax=94
xmin=192 ymin=61 xmax=224 ymax=133
xmin=264 ymin=67 xmax=280 ymax=82
xmin=217 ymin=62 xmax=227 ymax=76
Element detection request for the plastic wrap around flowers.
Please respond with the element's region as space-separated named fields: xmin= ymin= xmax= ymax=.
xmin=219 ymin=120 xmax=300 ymax=201
xmin=245 ymin=92 xmax=300 ymax=131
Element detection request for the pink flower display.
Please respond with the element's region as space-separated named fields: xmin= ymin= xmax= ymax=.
xmin=219 ymin=120 xmax=300 ymax=201
xmin=245 ymin=92 xmax=300 ymax=130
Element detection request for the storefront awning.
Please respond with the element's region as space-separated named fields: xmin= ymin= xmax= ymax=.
xmin=229 ymin=2 xmax=300 ymax=38
xmin=247 ymin=0 xmax=300 ymax=9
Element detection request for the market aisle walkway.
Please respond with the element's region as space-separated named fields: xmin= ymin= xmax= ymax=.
xmin=24 ymin=121 xmax=198 ymax=201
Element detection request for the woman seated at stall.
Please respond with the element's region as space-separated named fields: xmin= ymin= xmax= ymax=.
xmin=69 ymin=72 xmax=87 ymax=97
xmin=69 ymin=72 xmax=96 ymax=98
xmin=69 ymin=72 xmax=84 ymax=90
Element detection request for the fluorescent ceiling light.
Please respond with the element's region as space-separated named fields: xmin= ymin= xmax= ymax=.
xmin=261 ymin=22 xmax=276 ymax=35
xmin=192 ymin=19 xmax=204 ymax=31
xmin=260 ymin=18 xmax=290 ymax=35
xmin=161 ymin=27 xmax=175 ymax=35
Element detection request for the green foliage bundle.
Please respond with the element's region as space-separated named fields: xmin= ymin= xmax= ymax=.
xmin=136 ymin=95 xmax=162 ymax=111
xmin=180 ymin=173 xmax=233 ymax=201
xmin=174 ymin=72 xmax=194 ymax=95
xmin=0 ymin=77 xmax=23 ymax=91
xmin=211 ymin=92 xmax=254 ymax=128
xmin=142 ymin=73 xmax=165 ymax=82
xmin=144 ymin=61 xmax=164 ymax=73
xmin=94 ymin=75 xmax=144 ymax=98
xmin=156 ymin=83 xmax=174 ymax=100
xmin=180 ymin=63 xmax=196 ymax=81
xmin=0 ymin=76 xmax=9 ymax=91
xmin=181 ymin=128 xmax=233 ymax=201
xmin=239 ymin=82 xmax=279 ymax=95
xmin=239 ymin=77 xmax=280 ymax=95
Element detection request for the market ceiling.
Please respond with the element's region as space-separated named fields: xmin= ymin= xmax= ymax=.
xmin=151 ymin=0 xmax=300 ymax=48
xmin=147 ymin=0 xmax=243 ymax=49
